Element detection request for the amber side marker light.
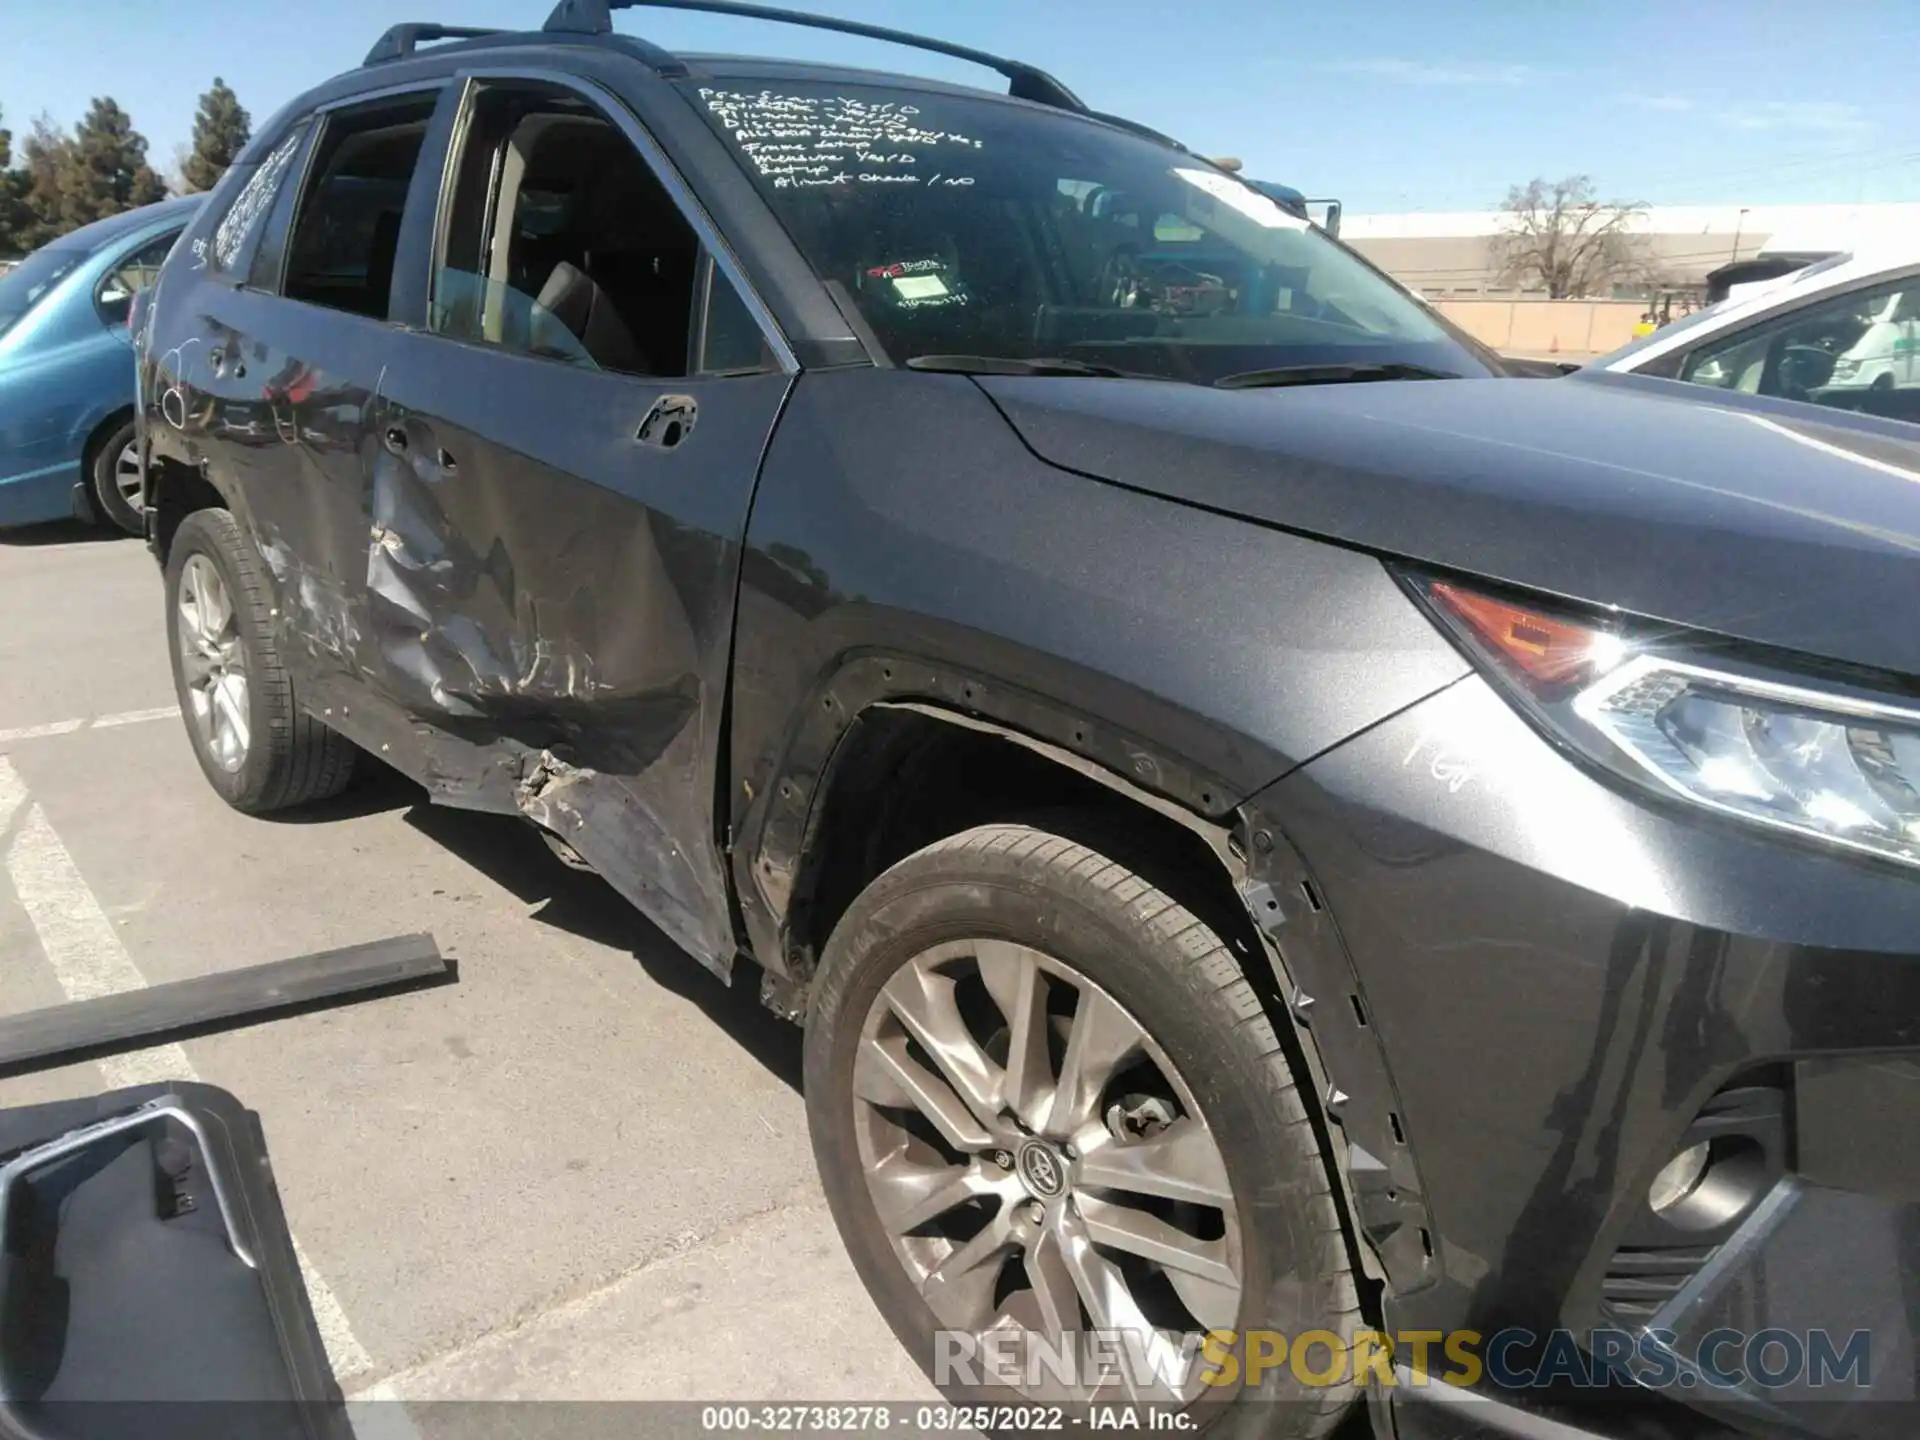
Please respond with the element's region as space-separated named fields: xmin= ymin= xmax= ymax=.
xmin=1428 ymin=581 xmax=1625 ymax=691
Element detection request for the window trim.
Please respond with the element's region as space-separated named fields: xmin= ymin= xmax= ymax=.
xmin=691 ymin=250 xmax=778 ymax=377
xmin=437 ymin=67 xmax=798 ymax=375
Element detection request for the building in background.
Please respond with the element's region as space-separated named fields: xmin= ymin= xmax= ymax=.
xmin=1344 ymin=203 xmax=1920 ymax=302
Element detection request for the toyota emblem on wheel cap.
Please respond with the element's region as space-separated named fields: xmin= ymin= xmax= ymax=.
xmin=1018 ymin=1141 xmax=1067 ymax=1198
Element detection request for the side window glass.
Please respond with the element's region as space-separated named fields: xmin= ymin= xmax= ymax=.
xmin=699 ymin=260 xmax=776 ymax=375
xmin=430 ymin=81 xmax=699 ymax=378
xmin=245 ymin=127 xmax=320 ymax=293
xmin=96 ymin=231 xmax=182 ymax=327
xmin=283 ymin=95 xmax=438 ymax=320
xmin=1681 ymin=277 xmax=1920 ymax=419
xmin=208 ymin=125 xmax=309 ymax=276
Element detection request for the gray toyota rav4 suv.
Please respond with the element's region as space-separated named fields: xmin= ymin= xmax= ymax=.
xmin=134 ymin=3 xmax=1920 ymax=1436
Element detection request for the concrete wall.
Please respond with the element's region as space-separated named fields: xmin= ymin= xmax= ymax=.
xmin=1433 ymin=298 xmax=1645 ymax=356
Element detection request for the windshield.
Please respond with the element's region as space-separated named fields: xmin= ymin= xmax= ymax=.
xmin=0 ymin=245 xmax=89 ymax=339
xmin=694 ymin=81 xmax=1495 ymax=383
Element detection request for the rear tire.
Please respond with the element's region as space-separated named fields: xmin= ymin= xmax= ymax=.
xmin=164 ymin=508 xmax=357 ymax=813
xmin=89 ymin=416 xmax=144 ymax=535
xmin=804 ymin=823 xmax=1360 ymax=1438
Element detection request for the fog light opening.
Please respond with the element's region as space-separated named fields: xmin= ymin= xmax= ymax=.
xmin=1648 ymin=1136 xmax=1766 ymax=1231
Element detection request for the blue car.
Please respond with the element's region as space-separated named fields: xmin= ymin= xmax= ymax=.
xmin=0 ymin=196 xmax=202 ymax=532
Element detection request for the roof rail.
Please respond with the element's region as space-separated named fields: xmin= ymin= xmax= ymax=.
xmin=542 ymin=0 xmax=1088 ymax=113
xmin=365 ymin=23 xmax=510 ymax=64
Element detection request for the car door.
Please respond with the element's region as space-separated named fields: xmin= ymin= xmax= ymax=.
xmin=0 ymin=1082 xmax=350 ymax=1439
xmin=363 ymin=73 xmax=794 ymax=976
xmin=145 ymin=87 xmax=451 ymax=704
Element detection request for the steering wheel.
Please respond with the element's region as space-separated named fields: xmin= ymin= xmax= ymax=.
xmin=1096 ymin=247 xmax=1144 ymax=309
xmin=1777 ymin=343 xmax=1835 ymax=402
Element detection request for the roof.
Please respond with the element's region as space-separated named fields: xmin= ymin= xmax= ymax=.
xmin=677 ymin=51 xmax=1022 ymax=99
xmin=52 ymin=195 xmax=203 ymax=254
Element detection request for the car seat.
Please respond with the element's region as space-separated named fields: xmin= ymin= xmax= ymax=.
xmin=537 ymin=261 xmax=644 ymax=373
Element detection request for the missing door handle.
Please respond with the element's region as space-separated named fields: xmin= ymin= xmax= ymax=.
xmin=637 ymin=395 xmax=698 ymax=451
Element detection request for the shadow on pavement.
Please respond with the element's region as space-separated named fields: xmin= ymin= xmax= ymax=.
xmin=402 ymin=797 xmax=804 ymax=1093
xmin=252 ymin=753 xmax=428 ymax=824
xmin=0 ymin=519 xmax=131 ymax=547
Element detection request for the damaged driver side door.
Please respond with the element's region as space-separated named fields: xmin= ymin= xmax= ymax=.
xmin=361 ymin=74 xmax=794 ymax=977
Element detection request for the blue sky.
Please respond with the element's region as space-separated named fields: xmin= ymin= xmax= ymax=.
xmin=3 ymin=0 xmax=1916 ymax=213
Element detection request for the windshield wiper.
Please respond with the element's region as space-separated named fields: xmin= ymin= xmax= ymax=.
xmin=906 ymin=354 xmax=1150 ymax=379
xmin=1213 ymin=362 xmax=1458 ymax=390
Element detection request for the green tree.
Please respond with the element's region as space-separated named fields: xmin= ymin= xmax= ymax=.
xmin=17 ymin=115 xmax=74 ymax=250
xmin=181 ymin=78 xmax=250 ymax=193
xmin=0 ymin=106 xmax=19 ymax=256
xmin=21 ymin=98 xmax=167 ymax=242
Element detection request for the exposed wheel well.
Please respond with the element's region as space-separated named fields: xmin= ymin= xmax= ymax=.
xmin=793 ymin=707 xmax=1274 ymax=1010
xmin=786 ymin=704 xmax=1383 ymax=1320
xmin=147 ymin=454 xmax=225 ymax=564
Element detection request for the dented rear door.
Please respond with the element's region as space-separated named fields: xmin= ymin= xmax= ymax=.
xmin=357 ymin=73 xmax=795 ymax=976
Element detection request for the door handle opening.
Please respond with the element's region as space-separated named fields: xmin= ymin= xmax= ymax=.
xmin=637 ymin=395 xmax=698 ymax=451
xmin=384 ymin=426 xmax=409 ymax=455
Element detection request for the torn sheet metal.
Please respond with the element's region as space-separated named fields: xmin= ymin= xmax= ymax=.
xmin=516 ymin=750 xmax=732 ymax=979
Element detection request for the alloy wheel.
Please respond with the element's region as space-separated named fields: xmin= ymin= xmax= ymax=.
xmin=176 ymin=554 xmax=250 ymax=773
xmin=853 ymin=939 xmax=1242 ymax=1404
xmin=115 ymin=442 xmax=143 ymax=509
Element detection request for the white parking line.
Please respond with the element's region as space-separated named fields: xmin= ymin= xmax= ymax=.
xmin=89 ymin=706 xmax=181 ymax=730
xmin=0 ymin=707 xmax=177 ymax=746
xmin=0 ymin=756 xmax=403 ymax=1418
xmin=0 ymin=720 xmax=85 ymax=744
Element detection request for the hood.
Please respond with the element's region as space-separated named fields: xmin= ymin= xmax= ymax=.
xmin=978 ymin=370 xmax=1920 ymax=680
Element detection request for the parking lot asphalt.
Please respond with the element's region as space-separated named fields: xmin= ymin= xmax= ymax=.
xmin=0 ymin=522 xmax=937 ymax=1409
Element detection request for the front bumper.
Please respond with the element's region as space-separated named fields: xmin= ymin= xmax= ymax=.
xmin=1248 ymin=674 xmax=1920 ymax=1440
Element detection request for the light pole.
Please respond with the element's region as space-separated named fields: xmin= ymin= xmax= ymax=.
xmin=1730 ymin=207 xmax=1750 ymax=264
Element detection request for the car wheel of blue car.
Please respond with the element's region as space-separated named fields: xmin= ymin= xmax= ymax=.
xmin=89 ymin=417 xmax=145 ymax=535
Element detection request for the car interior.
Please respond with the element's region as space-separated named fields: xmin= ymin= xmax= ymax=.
xmin=434 ymin=90 xmax=700 ymax=377
xmin=284 ymin=106 xmax=435 ymax=320
xmin=1680 ymin=278 xmax=1920 ymax=426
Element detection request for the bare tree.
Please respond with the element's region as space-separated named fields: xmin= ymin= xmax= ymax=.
xmin=1491 ymin=176 xmax=1649 ymax=299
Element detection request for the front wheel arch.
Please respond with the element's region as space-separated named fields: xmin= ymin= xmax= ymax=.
xmin=751 ymin=686 xmax=1409 ymax=1307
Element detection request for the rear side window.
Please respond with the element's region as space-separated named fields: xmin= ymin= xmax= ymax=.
xmin=96 ymin=230 xmax=183 ymax=327
xmin=209 ymin=125 xmax=308 ymax=274
xmin=283 ymin=95 xmax=437 ymax=320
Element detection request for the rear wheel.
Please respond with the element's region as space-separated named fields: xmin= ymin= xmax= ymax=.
xmin=805 ymin=823 xmax=1359 ymax=1437
xmin=164 ymin=508 xmax=357 ymax=812
xmin=89 ymin=416 xmax=145 ymax=534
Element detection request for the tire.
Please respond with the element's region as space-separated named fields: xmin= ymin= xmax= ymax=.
xmin=88 ymin=415 xmax=144 ymax=535
xmin=164 ymin=508 xmax=358 ymax=813
xmin=805 ymin=823 xmax=1359 ymax=1438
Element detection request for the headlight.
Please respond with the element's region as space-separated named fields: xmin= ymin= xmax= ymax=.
xmin=1422 ymin=579 xmax=1920 ymax=870
xmin=1832 ymin=357 xmax=1860 ymax=379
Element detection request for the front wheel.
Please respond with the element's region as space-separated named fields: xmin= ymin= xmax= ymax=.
xmin=164 ymin=508 xmax=358 ymax=812
xmin=804 ymin=823 xmax=1359 ymax=1437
